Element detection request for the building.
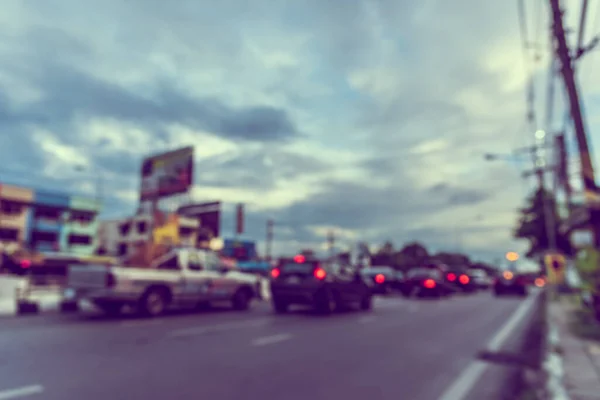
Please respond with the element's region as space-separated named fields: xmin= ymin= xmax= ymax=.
xmin=0 ymin=183 xmax=101 ymax=255
xmin=98 ymin=211 xmax=200 ymax=257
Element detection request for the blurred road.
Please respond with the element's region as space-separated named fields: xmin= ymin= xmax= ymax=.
xmin=0 ymin=291 xmax=539 ymax=400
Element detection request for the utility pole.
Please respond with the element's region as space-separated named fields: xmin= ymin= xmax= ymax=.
xmin=266 ymin=219 xmax=273 ymax=262
xmin=327 ymin=230 xmax=335 ymax=259
xmin=549 ymin=0 xmax=600 ymax=246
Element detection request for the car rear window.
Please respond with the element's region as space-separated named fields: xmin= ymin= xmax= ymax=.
xmin=281 ymin=262 xmax=317 ymax=273
xmin=362 ymin=267 xmax=393 ymax=275
xmin=407 ymin=268 xmax=435 ymax=278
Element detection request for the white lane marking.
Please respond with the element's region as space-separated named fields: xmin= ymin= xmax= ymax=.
xmin=251 ymin=333 xmax=292 ymax=347
xmin=437 ymin=292 xmax=538 ymax=400
xmin=120 ymin=320 xmax=163 ymax=328
xmin=169 ymin=319 xmax=268 ymax=338
xmin=359 ymin=316 xmax=376 ymax=324
xmin=0 ymin=385 xmax=44 ymax=399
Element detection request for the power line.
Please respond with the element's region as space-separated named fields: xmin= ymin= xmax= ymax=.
xmin=518 ymin=0 xmax=539 ymax=129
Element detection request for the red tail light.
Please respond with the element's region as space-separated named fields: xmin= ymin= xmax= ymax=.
xmin=106 ymin=272 xmax=116 ymax=288
xmin=293 ymin=254 xmax=305 ymax=263
xmin=534 ymin=277 xmax=545 ymax=287
xmin=20 ymin=259 xmax=31 ymax=269
xmin=424 ymin=279 xmax=436 ymax=289
xmin=314 ymin=267 xmax=327 ymax=280
xmin=447 ymin=273 xmax=456 ymax=281
xmin=375 ymin=274 xmax=385 ymax=284
xmin=459 ymin=274 xmax=470 ymax=284
xmin=270 ymin=268 xmax=281 ymax=279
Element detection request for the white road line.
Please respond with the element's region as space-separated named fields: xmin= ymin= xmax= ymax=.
xmin=169 ymin=319 xmax=268 ymax=338
xmin=437 ymin=292 xmax=538 ymax=400
xmin=0 ymin=385 xmax=44 ymax=399
xmin=251 ymin=333 xmax=292 ymax=347
xmin=120 ymin=320 xmax=163 ymax=328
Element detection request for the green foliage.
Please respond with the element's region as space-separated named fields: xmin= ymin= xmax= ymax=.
xmin=365 ymin=240 xmax=495 ymax=271
xmin=514 ymin=188 xmax=573 ymax=258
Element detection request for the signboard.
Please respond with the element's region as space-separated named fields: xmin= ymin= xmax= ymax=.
xmin=222 ymin=239 xmax=257 ymax=261
xmin=177 ymin=201 xmax=221 ymax=240
xmin=153 ymin=213 xmax=180 ymax=246
xmin=140 ymin=147 xmax=194 ymax=201
xmin=544 ymin=253 xmax=566 ymax=285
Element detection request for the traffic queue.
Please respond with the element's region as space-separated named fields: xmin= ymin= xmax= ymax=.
xmin=264 ymin=253 xmax=536 ymax=316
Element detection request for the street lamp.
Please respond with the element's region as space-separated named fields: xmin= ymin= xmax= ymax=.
xmin=506 ymin=251 xmax=519 ymax=262
xmin=535 ymin=130 xmax=546 ymax=140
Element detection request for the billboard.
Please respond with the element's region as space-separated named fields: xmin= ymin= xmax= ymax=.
xmin=140 ymin=147 xmax=194 ymax=201
xmin=177 ymin=201 xmax=221 ymax=240
xmin=222 ymin=239 xmax=257 ymax=261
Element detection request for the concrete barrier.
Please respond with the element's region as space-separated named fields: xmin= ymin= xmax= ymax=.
xmin=0 ymin=276 xmax=26 ymax=315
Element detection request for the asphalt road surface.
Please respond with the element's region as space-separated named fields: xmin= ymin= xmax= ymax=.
xmin=0 ymin=291 xmax=540 ymax=400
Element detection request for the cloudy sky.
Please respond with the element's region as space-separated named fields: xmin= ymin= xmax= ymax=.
xmin=0 ymin=0 xmax=598 ymax=261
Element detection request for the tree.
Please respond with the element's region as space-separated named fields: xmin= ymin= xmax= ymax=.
xmin=430 ymin=252 xmax=470 ymax=268
xmin=514 ymin=188 xmax=573 ymax=258
xmin=371 ymin=241 xmax=395 ymax=266
xmin=398 ymin=242 xmax=429 ymax=264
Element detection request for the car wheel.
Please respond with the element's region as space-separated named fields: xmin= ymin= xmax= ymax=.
xmin=16 ymin=301 xmax=39 ymax=315
xmin=360 ymin=293 xmax=373 ymax=311
xmin=272 ymin=298 xmax=289 ymax=314
xmin=232 ymin=288 xmax=251 ymax=311
xmin=60 ymin=300 xmax=79 ymax=313
xmin=139 ymin=288 xmax=169 ymax=317
xmin=494 ymin=288 xmax=503 ymax=297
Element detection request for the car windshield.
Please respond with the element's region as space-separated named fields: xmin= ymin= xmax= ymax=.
xmin=407 ymin=268 xmax=435 ymax=278
xmin=362 ymin=266 xmax=393 ymax=275
xmin=280 ymin=262 xmax=317 ymax=273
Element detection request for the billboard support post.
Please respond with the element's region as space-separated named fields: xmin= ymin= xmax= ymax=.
xmin=266 ymin=219 xmax=274 ymax=262
xmin=235 ymin=203 xmax=244 ymax=239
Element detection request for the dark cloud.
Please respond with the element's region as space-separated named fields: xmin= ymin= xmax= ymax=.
xmin=0 ymin=24 xmax=300 ymax=145
xmin=271 ymin=179 xmax=491 ymax=232
xmin=428 ymin=183 xmax=490 ymax=206
xmin=13 ymin=60 xmax=297 ymax=142
xmin=195 ymin=148 xmax=330 ymax=190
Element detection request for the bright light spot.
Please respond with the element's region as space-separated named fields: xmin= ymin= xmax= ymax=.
xmin=535 ymin=130 xmax=546 ymax=140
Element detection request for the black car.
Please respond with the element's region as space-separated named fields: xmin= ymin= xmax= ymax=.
xmin=360 ymin=266 xmax=396 ymax=295
xmin=494 ymin=270 xmax=527 ymax=296
xmin=269 ymin=255 xmax=373 ymax=314
xmin=444 ymin=270 xmax=477 ymax=293
xmin=405 ymin=268 xmax=453 ymax=298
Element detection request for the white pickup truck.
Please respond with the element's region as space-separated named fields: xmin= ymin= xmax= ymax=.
xmin=65 ymin=247 xmax=261 ymax=317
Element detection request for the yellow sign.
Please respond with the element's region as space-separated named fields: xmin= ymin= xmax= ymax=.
xmin=506 ymin=252 xmax=519 ymax=262
xmin=153 ymin=214 xmax=180 ymax=245
xmin=544 ymin=253 xmax=566 ymax=284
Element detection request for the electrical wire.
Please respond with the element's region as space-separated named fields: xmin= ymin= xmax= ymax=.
xmin=518 ymin=0 xmax=538 ymax=131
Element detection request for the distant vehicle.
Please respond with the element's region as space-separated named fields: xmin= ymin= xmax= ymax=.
xmin=444 ymin=269 xmax=477 ymax=293
xmin=493 ymin=270 xmax=528 ymax=296
xmin=360 ymin=266 xmax=396 ymax=295
xmin=469 ymin=269 xmax=492 ymax=289
xmin=66 ymin=248 xmax=260 ymax=317
xmin=393 ymin=270 xmax=411 ymax=296
xmin=269 ymin=254 xmax=373 ymax=314
xmin=405 ymin=268 xmax=453 ymax=298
